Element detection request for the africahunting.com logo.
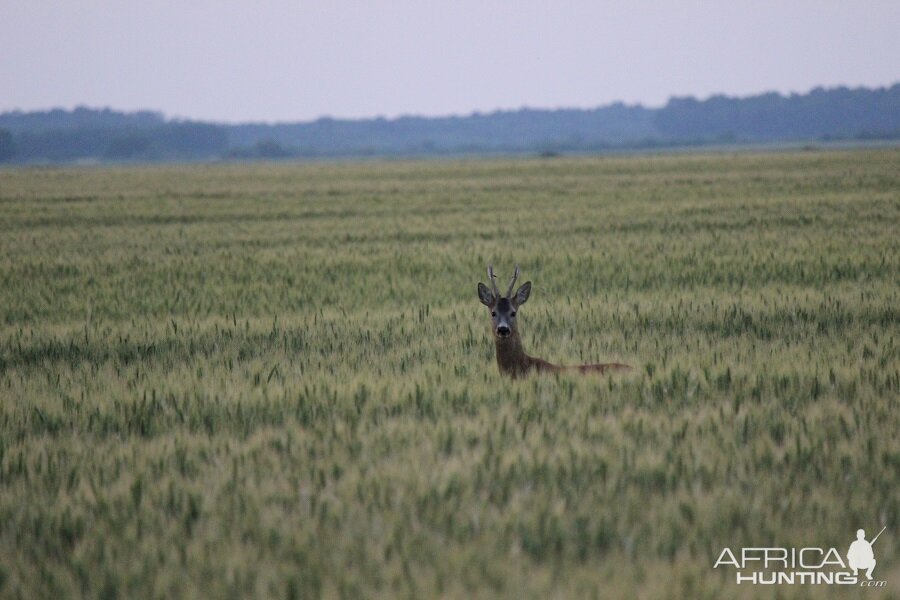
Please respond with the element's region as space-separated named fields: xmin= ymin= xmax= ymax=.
xmin=714 ymin=527 xmax=887 ymax=587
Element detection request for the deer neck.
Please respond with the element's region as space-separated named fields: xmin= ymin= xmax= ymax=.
xmin=494 ymin=331 xmax=530 ymax=376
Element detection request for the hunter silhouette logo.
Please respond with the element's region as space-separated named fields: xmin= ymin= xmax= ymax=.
xmin=714 ymin=526 xmax=888 ymax=587
xmin=848 ymin=527 xmax=885 ymax=581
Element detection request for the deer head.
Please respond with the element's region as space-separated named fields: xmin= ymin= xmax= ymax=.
xmin=476 ymin=264 xmax=631 ymax=377
xmin=477 ymin=264 xmax=531 ymax=339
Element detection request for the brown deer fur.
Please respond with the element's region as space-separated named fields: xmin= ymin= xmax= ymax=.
xmin=478 ymin=265 xmax=631 ymax=378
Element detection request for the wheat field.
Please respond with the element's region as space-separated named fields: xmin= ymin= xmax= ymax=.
xmin=1 ymin=150 xmax=898 ymax=599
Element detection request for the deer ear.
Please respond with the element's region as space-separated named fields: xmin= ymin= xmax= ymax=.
xmin=514 ymin=281 xmax=531 ymax=306
xmin=477 ymin=282 xmax=495 ymax=307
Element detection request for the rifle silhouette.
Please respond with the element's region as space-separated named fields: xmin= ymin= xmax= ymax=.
xmin=870 ymin=526 xmax=886 ymax=545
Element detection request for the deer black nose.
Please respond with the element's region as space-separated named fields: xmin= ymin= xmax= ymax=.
xmin=497 ymin=325 xmax=510 ymax=337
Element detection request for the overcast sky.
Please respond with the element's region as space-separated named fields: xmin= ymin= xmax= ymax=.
xmin=1 ymin=1 xmax=898 ymax=123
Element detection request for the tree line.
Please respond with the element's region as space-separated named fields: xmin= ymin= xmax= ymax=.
xmin=1 ymin=84 xmax=897 ymax=164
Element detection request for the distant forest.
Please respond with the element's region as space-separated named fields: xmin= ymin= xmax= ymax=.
xmin=1 ymin=84 xmax=898 ymax=164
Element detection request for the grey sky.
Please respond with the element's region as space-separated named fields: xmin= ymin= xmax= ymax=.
xmin=2 ymin=1 xmax=898 ymax=123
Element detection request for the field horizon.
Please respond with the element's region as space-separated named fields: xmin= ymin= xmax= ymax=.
xmin=1 ymin=149 xmax=898 ymax=598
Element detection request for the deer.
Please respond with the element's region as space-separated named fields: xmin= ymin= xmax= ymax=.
xmin=477 ymin=265 xmax=632 ymax=378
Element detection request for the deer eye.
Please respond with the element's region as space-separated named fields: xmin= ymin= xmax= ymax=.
xmin=510 ymin=311 xmax=516 ymax=317
xmin=491 ymin=311 xmax=496 ymax=317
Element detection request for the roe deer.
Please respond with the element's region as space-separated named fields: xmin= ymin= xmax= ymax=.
xmin=477 ymin=265 xmax=631 ymax=378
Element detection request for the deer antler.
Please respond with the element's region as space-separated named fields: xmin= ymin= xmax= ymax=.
xmin=506 ymin=265 xmax=520 ymax=298
xmin=487 ymin=265 xmax=500 ymax=298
